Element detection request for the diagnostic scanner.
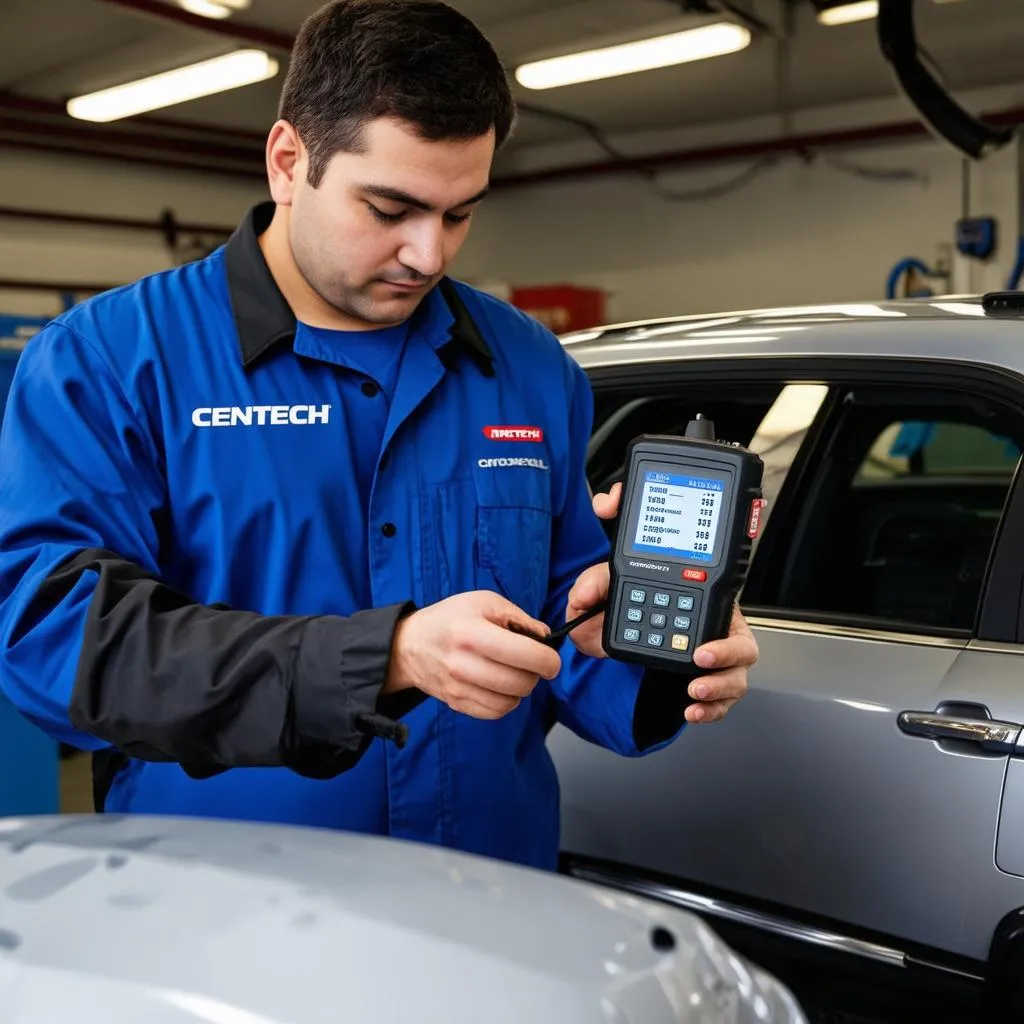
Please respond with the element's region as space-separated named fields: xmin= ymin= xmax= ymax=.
xmin=602 ymin=416 xmax=764 ymax=675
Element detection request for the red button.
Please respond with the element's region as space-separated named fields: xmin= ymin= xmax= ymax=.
xmin=682 ymin=568 xmax=707 ymax=582
xmin=747 ymin=498 xmax=767 ymax=538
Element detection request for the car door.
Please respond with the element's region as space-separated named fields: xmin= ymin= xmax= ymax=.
xmin=549 ymin=357 xmax=1024 ymax=1020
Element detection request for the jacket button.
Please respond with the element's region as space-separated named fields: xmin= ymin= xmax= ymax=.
xmin=361 ymin=381 xmax=380 ymax=397
xmin=381 ymin=522 xmax=397 ymax=538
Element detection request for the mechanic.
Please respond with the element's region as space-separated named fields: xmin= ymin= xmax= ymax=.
xmin=0 ymin=0 xmax=757 ymax=871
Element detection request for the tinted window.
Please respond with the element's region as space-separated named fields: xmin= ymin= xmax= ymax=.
xmin=766 ymin=387 xmax=1023 ymax=632
xmin=585 ymin=383 xmax=829 ymax=555
xmin=856 ymin=421 xmax=1019 ymax=480
xmin=586 ymin=384 xmax=787 ymax=497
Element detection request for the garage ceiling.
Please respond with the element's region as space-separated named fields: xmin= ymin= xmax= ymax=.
xmin=1 ymin=0 xmax=1022 ymax=181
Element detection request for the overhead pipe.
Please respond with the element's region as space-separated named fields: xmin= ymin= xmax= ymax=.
xmin=0 ymin=92 xmax=266 ymax=145
xmin=0 ymin=134 xmax=265 ymax=180
xmin=0 ymin=206 xmax=236 ymax=238
xmin=0 ymin=114 xmax=262 ymax=164
xmin=10 ymin=5 xmax=1024 ymax=191
xmin=877 ymin=0 xmax=1014 ymax=160
xmin=7 ymin=103 xmax=1024 ymax=190
xmin=495 ymin=105 xmax=1024 ymax=190
xmin=0 ymin=278 xmax=117 ymax=295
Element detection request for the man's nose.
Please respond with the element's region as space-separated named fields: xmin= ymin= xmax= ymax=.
xmin=398 ymin=222 xmax=445 ymax=278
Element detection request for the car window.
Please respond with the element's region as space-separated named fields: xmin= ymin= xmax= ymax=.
xmin=585 ymin=382 xmax=829 ymax=544
xmin=586 ymin=385 xmax=786 ymax=495
xmin=764 ymin=386 xmax=1024 ymax=634
xmin=856 ymin=421 xmax=1019 ymax=480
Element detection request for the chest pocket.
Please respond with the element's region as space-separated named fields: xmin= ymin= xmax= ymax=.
xmin=474 ymin=467 xmax=553 ymax=618
xmin=419 ymin=466 xmax=553 ymax=618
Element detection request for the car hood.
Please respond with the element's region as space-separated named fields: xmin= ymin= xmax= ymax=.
xmin=0 ymin=814 xmax=804 ymax=1023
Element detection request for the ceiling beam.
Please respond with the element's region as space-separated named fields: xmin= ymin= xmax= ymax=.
xmin=0 ymin=114 xmax=262 ymax=164
xmin=0 ymin=135 xmax=265 ymax=180
xmin=8 ymin=102 xmax=1024 ymax=191
xmin=0 ymin=205 xmax=236 ymax=237
xmin=0 ymin=92 xmax=266 ymax=144
xmin=92 ymin=0 xmax=294 ymax=52
xmin=491 ymin=105 xmax=1024 ymax=190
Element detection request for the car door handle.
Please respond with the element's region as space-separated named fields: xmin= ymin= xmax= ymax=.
xmin=898 ymin=711 xmax=1022 ymax=753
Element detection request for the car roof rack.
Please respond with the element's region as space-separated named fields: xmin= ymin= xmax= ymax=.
xmin=982 ymin=292 xmax=1024 ymax=317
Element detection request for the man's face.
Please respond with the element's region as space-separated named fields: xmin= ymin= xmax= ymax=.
xmin=279 ymin=117 xmax=493 ymax=328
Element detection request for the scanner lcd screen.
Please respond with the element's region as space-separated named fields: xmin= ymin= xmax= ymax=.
xmin=630 ymin=466 xmax=727 ymax=563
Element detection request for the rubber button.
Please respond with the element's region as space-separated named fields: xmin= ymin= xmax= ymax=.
xmin=381 ymin=522 xmax=397 ymax=537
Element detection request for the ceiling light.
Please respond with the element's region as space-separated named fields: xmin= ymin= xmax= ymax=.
xmin=66 ymin=49 xmax=279 ymax=123
xmin=514 ymin=22 xmax=752 ymax=91
xmin=816 ymin=1 xmax=878 ymax=25
xmin=179 ymin=0 xmax=232 ymax=19
xmin=816 ymin=0 xmax=964 ymax=25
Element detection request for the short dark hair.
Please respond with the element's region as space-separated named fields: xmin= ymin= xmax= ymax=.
xmin=279 ymin=0 xmax=516 ymax=187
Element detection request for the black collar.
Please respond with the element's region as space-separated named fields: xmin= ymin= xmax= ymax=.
xmin=223 ymin=201 xmax=494 ymax=375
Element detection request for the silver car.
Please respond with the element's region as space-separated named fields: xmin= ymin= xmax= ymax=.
xmin=550 ymin=293 xmax=1024 ymax=1023
xmin=0 ymin=813 xmax=805 ymax=1023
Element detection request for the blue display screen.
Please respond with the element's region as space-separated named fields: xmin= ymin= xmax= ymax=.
xmin=632 ymin=471 xmax=725 ymax=561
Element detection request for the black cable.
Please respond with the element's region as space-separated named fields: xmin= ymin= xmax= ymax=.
xmin=508 ymin=601 xmax=609 ymax=648
xmin=517 ymin=102 xmax=782 ymax=203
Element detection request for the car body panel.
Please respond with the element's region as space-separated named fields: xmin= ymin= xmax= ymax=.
xmin=0 ymin=814 xmax=806 ymax=1024
xmin=550 ymin=296 xmax=1024 ymax=989
xmin=563 ymin=301 xmax=1024 ymax=380
xmin=552 ymin=628 xmax=1024 ymax=963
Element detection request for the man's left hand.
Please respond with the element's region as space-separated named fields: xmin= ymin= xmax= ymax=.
xmin=564 ymin=482 xmax=758 ymax=724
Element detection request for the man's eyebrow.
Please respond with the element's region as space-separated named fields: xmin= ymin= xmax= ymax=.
xmin=361 ymin=184 xmax=490 ymax=212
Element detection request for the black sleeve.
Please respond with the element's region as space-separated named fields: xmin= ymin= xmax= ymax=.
xmin=57 ymin=549 xmax=424 ymax=780
xmin=632 ymin=669 xmax=695 ymax=751
xmin=0 ymin=324 xmax=423 ymax=784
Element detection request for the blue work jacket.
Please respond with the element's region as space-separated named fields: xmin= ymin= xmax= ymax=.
xmin=0 ymin=202 xmax=684 ymax=870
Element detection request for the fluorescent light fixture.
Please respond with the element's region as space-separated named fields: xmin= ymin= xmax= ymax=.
xmin=67 ymin=49 xmax=279 ymax=123
xmin=817 ymin=0 xmax=964 ymax=24
xmin=816 ymin=1 xmax=879 ymax=25
xmin=515 ymin=22 xmax=751 ymax=91
xmin=179 ymin=0 xmax=232 ymax=18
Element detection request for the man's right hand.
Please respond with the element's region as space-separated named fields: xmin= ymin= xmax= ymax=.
xmin=384 ymin=592 xmax=562 ymax=720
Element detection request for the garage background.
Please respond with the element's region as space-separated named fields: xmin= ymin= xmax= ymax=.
xmin=0 ymin=0 xmax=1023 ymax=814
xmin=2 ymin=0 xmax=1023 ymax=332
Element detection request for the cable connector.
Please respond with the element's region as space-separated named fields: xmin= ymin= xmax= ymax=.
xmin=354 ymin=712 xmax=409 ymax=749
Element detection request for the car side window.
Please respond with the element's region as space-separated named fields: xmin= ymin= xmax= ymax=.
xmin=586 ymin=386 xmax=787 ymax=497
xmin=585 ymin=382 xmax=829 ymax=542
xmin=856 ymin=421 xmax=1019 ymax=481
xmin=763 ymin=386 xmax=1024 ymax=633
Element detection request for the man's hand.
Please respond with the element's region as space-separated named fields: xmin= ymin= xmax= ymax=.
xmin=567 ymin=481 xmax=758 ymax=725
xmin=384 ymin=591 xmax=562 ymax=720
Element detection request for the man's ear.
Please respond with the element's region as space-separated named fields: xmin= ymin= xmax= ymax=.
xmin=266 ymin=120 xmax=304 ymax=206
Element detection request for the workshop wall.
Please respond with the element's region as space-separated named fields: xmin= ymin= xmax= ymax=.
xmin=0 ymin=149 xmax=267 ymax=317
xmin=1 ymin=81 xmax=1022 ymax=324
xmin=457 ymin=81 xmax=1024 ymax=323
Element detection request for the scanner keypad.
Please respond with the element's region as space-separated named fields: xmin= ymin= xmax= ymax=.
xmin=623 ymin=584 xmax=701 ymax=656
